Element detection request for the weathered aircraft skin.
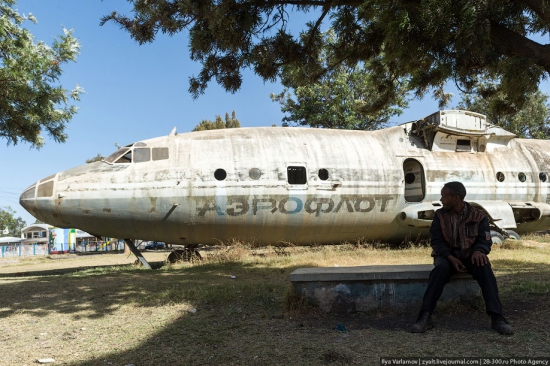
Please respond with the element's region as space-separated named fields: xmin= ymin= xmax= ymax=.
xmin=19 ymin=110 xmax=550 ymax=245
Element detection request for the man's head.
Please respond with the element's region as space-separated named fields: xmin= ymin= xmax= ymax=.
xmin=441 ymin=182 xmax=466 ymax=213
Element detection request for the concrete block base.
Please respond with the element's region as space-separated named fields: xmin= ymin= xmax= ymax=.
xmin=290 ymin=265 xmax=480 ymax=313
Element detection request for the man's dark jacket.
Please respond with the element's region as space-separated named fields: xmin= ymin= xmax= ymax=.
xmin=430 ymin=202 xmax=493 ymax=259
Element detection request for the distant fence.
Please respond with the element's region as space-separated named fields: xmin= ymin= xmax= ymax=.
xmin=1 ymin=241 xmax=125 ymax=258
xmin=1 ymin=244 xmax=49 ymax=258
xmin=75 ymin=241 xmax=125 ymax=253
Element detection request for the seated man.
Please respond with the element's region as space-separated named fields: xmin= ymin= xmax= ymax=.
xmin=411 ymin=181 xmax=513 ymax=335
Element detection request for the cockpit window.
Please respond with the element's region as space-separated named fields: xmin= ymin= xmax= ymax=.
xmin=104 ymin=148 xmax=132 ymax=164
xmin=134 ymin=148 xmax=151 ymax=163
xmin=116 ymin=150 xmax=132 ymax=164
xmin=103 ymin=145 xmax=168 ymax=164
xmin=152 ymin=147 xmax=169 ymax=161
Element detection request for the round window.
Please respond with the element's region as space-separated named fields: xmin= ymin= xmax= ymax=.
xmin=405 ymin=173 xmax=416 ymax=184
xmin=318 ymin=169 xmax=329 ymax=181
xmin=249 ymin=168 xmax=261 ymax=180
xmin=496 ymin=172 xmax=505 ymax=182
xmin=539 ymin=172 xmax=547 ymax=183
xmin=214 ymin=169 xmax=227 ymax=181
xmin=518 ymin=172 xmax=526 ymax=182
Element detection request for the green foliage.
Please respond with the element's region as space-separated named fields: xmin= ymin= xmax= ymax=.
xmin=458 ymin=77 xmax=550 ymax=139
xmin=192 ymin=110 xmax=241 ymax=131
xmin=0 ymin=0 xmax=82 ymax=148
xmin=86 ymin=153 xmax=105 ymax=163
xmin=271 ymin=31 xmax=408 ymax=130
xmin=102 ymin=0 xmax=550 ymax=115
xmin=0 ymin=206 xmax=26 ymax=236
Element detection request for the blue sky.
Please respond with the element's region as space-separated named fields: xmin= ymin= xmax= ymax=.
xmin=0 ymin=0 xmax=544 ymax=226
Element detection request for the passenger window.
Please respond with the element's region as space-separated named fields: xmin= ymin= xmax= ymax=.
xmin=249 ymin=168 xmax=261 ymax=180
xmin=287 ymin=166 xmax=307 ymax=185
xmin=318 ymin=169 xmax=329 ymax=181
xmin=134 ymin=148 xmax=151 ymax=163
xmin=152 ymin=147 xmax=169 ymax=161
xmin=214 ymin=169 xmax=227 ymax=181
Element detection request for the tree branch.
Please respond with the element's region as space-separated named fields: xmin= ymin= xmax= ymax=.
xmin=518 ymin=0 xmax=550 ymax=25
xmin=305 ymin=7 xmax=329 ymax=50
xmin=260 ymin=0 xmax=365 ymax=7
xmin=489 ymin=19 xmax=550 ymax=72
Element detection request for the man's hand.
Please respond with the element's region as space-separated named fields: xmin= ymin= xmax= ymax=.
xmin=471 ymin=251 xmax=489 ymax=266
xmin=447 ymin=255 xmax=467 ymax=272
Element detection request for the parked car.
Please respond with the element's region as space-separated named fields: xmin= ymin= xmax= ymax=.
xmin=144 ymin=241 xmax=164 ymax=250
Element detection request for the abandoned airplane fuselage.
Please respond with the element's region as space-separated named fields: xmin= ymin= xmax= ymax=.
xmin=19 ymin=110 xmax=550 ymax=245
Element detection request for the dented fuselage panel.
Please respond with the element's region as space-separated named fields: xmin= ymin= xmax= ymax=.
xmin=20 ymin=110 xmax=550 ymax=245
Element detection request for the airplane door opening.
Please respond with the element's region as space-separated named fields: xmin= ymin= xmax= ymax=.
xmin=403 ymin=158 xmax=426 ymax=202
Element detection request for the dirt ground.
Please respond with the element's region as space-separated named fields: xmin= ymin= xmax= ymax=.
xmin=0 ymin=248 xmax=549 ymax=365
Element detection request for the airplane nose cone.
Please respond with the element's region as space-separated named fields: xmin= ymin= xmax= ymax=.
xmin=20 ymin=174 xmax=59 ymax=224
xmin=20 ymin=182 xmax=38 ymax=215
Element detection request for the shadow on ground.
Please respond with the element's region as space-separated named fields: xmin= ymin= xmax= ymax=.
xmin=0 ymin=258 xmax=548 ymax=365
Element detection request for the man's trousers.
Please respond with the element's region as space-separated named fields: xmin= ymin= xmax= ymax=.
xmin=420 ymin=255 xmax=503 ymax=315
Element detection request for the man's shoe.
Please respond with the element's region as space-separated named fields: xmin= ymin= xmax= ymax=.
xmin=411 ymin=311 xmax=434 ymax=333
xmin=491 ymin=314 xmax=514 ymax=335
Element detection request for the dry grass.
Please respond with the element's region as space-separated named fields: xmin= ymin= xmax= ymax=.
xmin=0 ymin=251 xmax=168 ymax=275
xmin=0 ymin=238 xmax=549 ymax=365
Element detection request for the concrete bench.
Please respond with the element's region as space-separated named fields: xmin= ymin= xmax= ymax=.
xmin=289 ymin=264 xmax=480 ymax=313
